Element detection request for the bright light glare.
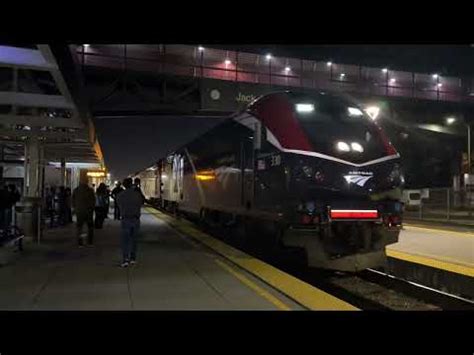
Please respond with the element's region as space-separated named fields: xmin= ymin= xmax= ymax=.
xmin=198 ymin=46 xmax=205 ymax=51
xmin=348 ymin=107 xmax=363 ymax=116
xmin=296 ymin=103 xmax=315 ymax=113
xmin=225 ymin=59 xmax=231 ymax=65
xmin=285 ymin=66 xmax=291 ymax=72
xmin=389 ymin=78 xmax=396 ymax=84
xmin=432 ymin=74 xmax=439 ymax=79
xmin=351 ymin=142 xmax=364 ymax=152
xmin=266 ymin=54 xmax=272 ymax=60
xmin=437 ymin=83 xmax=443 ymax=87
xmin=382 ymin=68 xmax=388 ymax=73
xmin=337 ymin=141 xmax=350 ymax=152
xmin=83 ymin=44 xmax=90 ymax=48
xmin=340 ymin=73 xmax=346 ymax=78
xmin=161 ymin=174 xmax=168 ymax=179
xmin=327 ymin=61 xmax=332 ymax=66
xmin=365 ymin=106 xmax=380 ymax=120
xmin=446 ymin=117 xmax=456 ymax=125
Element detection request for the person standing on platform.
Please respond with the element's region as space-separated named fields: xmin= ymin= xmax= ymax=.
xmin=116 ymin=178 xmax=144 ymax=267
xmin=133 ymin=178 xmax=146 ymax=204
xmin=72 ymin=174 xmax=95 ymax=247
xmin=0 ymin=184 xmax=9 ymax=229
xmin=94 ymin=183 xmax=109 ymax=229
xmin=65 ymin=188 xmax=73 ymax=223
xmin=111 ymin=182 xmax=124 ymax=220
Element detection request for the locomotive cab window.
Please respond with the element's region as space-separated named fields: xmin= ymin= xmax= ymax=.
xmin=289 ymin=92 xmax=393 ymax=163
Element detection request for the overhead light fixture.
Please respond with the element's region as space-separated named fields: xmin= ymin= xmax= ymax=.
xmin=198 ymin=46 xmax=205 ymax=51
xmin=285 ymin=66 xmax=291 ymax=72
xmin=340 ymin=73 xmax=346 ymax=78
xmin=83 ymin=44 xmax=90 ymax=48
xmin=337 ymin=141 xmax=350 ymax=152
xmin=351 ymin=142 xmax=364 ymax=153
xmin=382 ymin=68 xmax=388 ymax=73
xmin=296 ymin=103 xmax=315 ymax=113
xmin=348 ymin=107 xmax=363 ymax=116
xmin=437 ymin=83 xmax=443 ymax=87
xmin=365 ymin=106 xmax=380 ymax=120
xmin=446 ymin=117 xmax=456 ymax=125
xmin=389 ymin=78 xmax=396 ymax=84
xmin=327 ymin=61 xmax=332 ymax=66
xmin=432 ymin=74 xmax=439 ymax=79
xmin=225 ymin=59 xmax=231 ymax=65
xmin=266 ymin=54 xmax=272 ymax=60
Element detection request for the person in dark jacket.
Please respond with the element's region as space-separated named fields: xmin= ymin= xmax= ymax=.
xmin=116 ymin=178 xmax=144 ymax=267
xmin=94 ymin=183 xmax=109 ymax=229
xmin=111 ymin=182 xmax=124 ymax=220
xmin=133 ymin=178 xmax=146 ymax=204
xmin=0 ymin=184 xmax=9 ymax=229
xmin=72 ymin=175 xmax=95 ymax=247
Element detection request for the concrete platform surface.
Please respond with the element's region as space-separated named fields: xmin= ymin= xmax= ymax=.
xmin=388 ymin=225 xmax=474 ymax=272
xmin=0 ymin=210 xmax=303 ymax=310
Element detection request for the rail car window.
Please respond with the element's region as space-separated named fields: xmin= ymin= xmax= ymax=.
xmin=289 ymin=93 xmax=392 ymax=163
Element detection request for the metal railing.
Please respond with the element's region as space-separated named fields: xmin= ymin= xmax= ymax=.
xmin=76 ymin=44 xmax=474 ymax=104
xmin=404 ymin=188 xmax=474 ymax=224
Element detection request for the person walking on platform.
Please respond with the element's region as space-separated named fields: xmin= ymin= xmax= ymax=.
xmin=111 ymin=182 xmax=124 ymax=220
xmin=116 ymin=178 xmax=144 ymax=267
xmin=94 ymin=183 xmax=109 ymax=229
xmin=72 ymin=174 xmax=95 ymax=247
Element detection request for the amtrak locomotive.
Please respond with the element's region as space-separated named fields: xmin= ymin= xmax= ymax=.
xmin=139 ymin=91 xmax=404 ymax=271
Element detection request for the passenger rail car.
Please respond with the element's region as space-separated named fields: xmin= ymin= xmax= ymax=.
xmin=141 ymin=91 xmax=404 ymax=271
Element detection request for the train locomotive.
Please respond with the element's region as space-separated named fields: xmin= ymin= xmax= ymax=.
xmin=139 ymin=91 xmax=404 ymax=272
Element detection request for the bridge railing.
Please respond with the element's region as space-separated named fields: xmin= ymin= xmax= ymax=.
xmin=76 ymin=44 xmax=473 ymax=104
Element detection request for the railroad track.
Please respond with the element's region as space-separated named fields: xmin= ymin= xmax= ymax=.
xmin=150 ymin=206 xmax=474 ymax=310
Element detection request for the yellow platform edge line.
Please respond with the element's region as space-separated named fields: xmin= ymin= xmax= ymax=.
xmin=386 ymin=249 xmax=474 ymax=277
xmin=214 ymin=259 xmax=292 ymax=311
xmin=146 ymin=208 xmax=359 ymax=311
xmin=404 ymin=224 xmax=474 ymax=238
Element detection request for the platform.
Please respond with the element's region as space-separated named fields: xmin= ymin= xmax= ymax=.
xmin=387 ymin=223 xmax=474 ymax=277
xmin=0 ymin=208 xmax=357 ymax=310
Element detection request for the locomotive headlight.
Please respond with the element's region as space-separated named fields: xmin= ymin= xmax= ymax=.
xmin=337 ymin=141 xmax=350 ymax=152
xmin=348 ymin=107 xmax=364 ymax=116
xmin=296 ymin=103 xmax=315 ymax=113
xmin=351 ymin=142 xmax=364 ymax=153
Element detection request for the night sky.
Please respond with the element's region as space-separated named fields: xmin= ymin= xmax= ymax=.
xmin=94 ymin=116 xmax=223 ymax=180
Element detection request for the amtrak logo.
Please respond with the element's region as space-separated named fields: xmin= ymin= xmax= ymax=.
xmin=344 ymin=173 xmax=373 ymax=187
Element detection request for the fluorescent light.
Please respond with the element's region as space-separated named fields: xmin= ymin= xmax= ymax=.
xmin=437 ymin=83 xmax=443 ymax=87
xmin=285 ymin=66 xmax=291 ymax=72
xmin=83 ymin=44 xmax=90 ymax=48
xmin=351 ymin=142 xmax=364 ymax=152
xmin=365 ymin=106 xmax=380 ymax=120
xmin=266 ymin=54 xmax=272 ymax=60
xmin=225 ymin=59 xmax=231 ymax=65
xmin=198 ymin=46 xmax=205 ymax=51
xmin=296 ymin=103 xmax=315 ymax=113
xmin=327 ymin=61 xmax=332 ymax=66
xmin=382 ymin=68 xmax=388 ymax=73
xmin=432 ymin=74 xmax=439 ymax=79
xmin=337 ymin=141 xmax=350 ymax=152
xmin=348 ymin=107 xmax=363 ymax=116
xmin=389 ymin=78 xmax=396 ymax=84
xmin=340 ymin=73 xmax=346 ymax=78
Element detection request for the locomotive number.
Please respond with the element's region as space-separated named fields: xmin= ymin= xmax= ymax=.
xmin=271 ymin=155 xmax=281 ymax=167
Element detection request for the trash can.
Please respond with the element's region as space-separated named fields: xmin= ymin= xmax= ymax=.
xmin=15 ymin=197 xmax=41 ymax=240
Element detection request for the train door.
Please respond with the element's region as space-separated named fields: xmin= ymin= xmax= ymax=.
xmin=240 ymin=121 xmax=263 ymax=210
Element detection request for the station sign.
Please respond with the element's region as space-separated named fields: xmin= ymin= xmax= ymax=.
xmin=200 ymin=79 xmax=283 ymax=112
